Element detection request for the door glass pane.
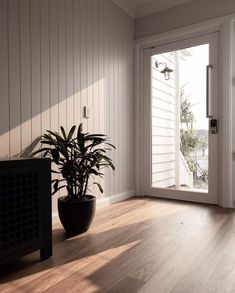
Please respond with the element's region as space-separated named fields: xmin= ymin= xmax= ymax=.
xmin=151 ymin=44 xmax=209 ymax=192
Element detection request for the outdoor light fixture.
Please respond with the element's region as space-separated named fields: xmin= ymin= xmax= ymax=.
xmin=155 ymin=61 xmax=173 ymax=81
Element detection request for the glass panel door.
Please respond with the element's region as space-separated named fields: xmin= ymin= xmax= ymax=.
xmin=152 ymin=44 xmax=209 ymax=191
xmin=143 ymin=32 xmax=219 ymax=204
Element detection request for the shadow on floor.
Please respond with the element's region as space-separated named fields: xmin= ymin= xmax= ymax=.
xmin=0 ymin=198 xmax=233 ymax=292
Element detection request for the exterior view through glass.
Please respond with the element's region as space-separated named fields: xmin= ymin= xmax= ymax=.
xmin=151 ymin=44 xmax=209 ymax=191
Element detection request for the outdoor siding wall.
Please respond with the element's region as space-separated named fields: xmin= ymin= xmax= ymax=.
xmin=0 ymin=0 xmax=134 ymax=211
xmin=151 ymin=53 xmax=176 ymax=188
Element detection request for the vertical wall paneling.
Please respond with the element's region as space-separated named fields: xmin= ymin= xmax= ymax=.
xmin=104 ymin=0 xmax=110 ymax=196
xmin=58 ymin=0 xmax=67 ymax=131
xmin=98 ymin=0 xmax=105 ymax=199
xmin=117 ymin=7 xmax=121 ymax=194
xmin=114 ymin=6 xmax=119 ymax=193
xmin=122 ymin=15 xmax=128 ymax=192
xmin=54 ymin=3 xmax=64 ymax=201
xmin=118 ymin=6 xmax=122 ymax=194
xmin=121 ymin=9 xmax=126 ymax=192
xmin=40 ymin=0 xmax=50 ymax=135
xmin=49 ymin=0 xmax=59 ymax=210
xmin=98 ymin=0 xmax=105 ymax=135
xmin=73 ymin=0 xmax=81 ymax=128
xmin=129 ymin=17 xmax=134 ymax=191
xmin=0 ymin=0 xmax=10 ymax=155
xmin=128 ymin=18 xmax=134 ymax=191
xmin=125 ymin=12 xmax=130 ymax=192
xmin=109 ymin=1 xmax=115 ymax=196
xmin=87 ymin=0 xmax=93 ymax=133
xmin=0 ymin=0 xmax=134 ymax=208
xmin=93 ymin=0 xmax=99 ymax=134
xmin=91 ymin=0 xmax=100 ymax=196
xmin=86 ymin=0 xmax=94 ymax=194
xmin=31 ymin=0 xmax=41 ymax=141
xmin=49 ymin=0 xmax=59 ymax=132
xmin=9 ymin=0 xmax=21 ymax=155
xmin=120 ymin=9 xmax=125 ymax=193
xmin=20 ymin=0 xmax=32 ymax=152
xmin=65 ymin=0 xmax=74 ymax=130
xmin=80 ymin=0 xmax=88 ymax=131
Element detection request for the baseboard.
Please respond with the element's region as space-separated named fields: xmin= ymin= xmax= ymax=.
xmin=96 ymin=190 xmax=135 ymax=208
xmin=52 ymin=190 xmax=135 ymax=224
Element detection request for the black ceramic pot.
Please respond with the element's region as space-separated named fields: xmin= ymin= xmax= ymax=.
xmin=58 ymin=195 xmax=96 ymax=235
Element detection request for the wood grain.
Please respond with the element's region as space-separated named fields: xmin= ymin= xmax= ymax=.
xmin=1 ymin=197 xmax=235 ymax=292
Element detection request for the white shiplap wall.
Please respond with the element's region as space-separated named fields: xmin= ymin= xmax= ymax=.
xmin=0 ymin=0 xmax=134 ymax=211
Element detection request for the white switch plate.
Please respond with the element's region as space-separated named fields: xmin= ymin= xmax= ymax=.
xmin=84 ymin=106 xmax=90 ymax=118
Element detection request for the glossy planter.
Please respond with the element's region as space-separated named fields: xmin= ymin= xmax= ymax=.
xmin=58 ymin=195 xmax=96 ymax=235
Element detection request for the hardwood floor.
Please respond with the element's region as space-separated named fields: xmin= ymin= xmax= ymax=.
xmin=1 ymin=197 xmax=235 ymax=293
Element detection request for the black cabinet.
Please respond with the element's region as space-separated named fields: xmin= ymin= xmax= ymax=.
xmin=0 ymin=157 xmax=52 ymax=265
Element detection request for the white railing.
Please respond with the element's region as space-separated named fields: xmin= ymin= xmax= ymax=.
xmin=179 ymin=151 xmax=193 ymax=188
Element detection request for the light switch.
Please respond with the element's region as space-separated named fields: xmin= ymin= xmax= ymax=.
xmin=84 ymin=106 xmax=90 ymax=118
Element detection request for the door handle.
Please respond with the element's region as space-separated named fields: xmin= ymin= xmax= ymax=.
xmin=206 ymin=65 xmax=213 ymax=118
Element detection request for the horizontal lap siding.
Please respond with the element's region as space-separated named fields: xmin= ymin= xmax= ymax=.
xmin=152 ymin=170 xmax=175 ymax=183
xmin=152 ymin=154 xmax=175 ymax=163
xmin=152 ymin=52 xmax=176 ymax=188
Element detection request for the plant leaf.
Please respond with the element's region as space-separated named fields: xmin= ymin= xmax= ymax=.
xmin=51 ymin=169 xmax=60 ymax=174
xmin=67 ymin=125 xmax=76 ymax=141
xmin=78 ymin=123 xmax=83 ymax=134
xmin=51 ymin=149 xmax=60 ymax=164
xmin=52 ymin=179 xmax=59 ymax=193
xmin=60 ymin=126 xmax=67 ymax=140
xmin=52 ymin=185 xmax=66 ymax=195
xmin=93 ymin=182 xmax=103 ymax=193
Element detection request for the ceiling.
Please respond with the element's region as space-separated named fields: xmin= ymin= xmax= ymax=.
xmin=112 ymin=0 xmax=193 ymax=18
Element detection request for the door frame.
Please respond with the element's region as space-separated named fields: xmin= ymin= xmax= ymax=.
xmin=135 ymin=16 xmax=234 ymax=207
xmin=143 ymin=33 xmax=219 ymax=204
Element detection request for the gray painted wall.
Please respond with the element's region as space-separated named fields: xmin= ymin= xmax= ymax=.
xmin=135 ymin=0 xmax=235 ymax=39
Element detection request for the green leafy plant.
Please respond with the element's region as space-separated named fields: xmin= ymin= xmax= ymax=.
xmin=198 ymin=135 xmax=208 ymax=156
xmin=200 ymin=169 xmax=208 ymax=182
xmin=32 ymin=124 xmax=115 ymax=200
xmin=180 ymin=86 xmax=200 ymax=174
xmin=180 ymin=88 xmax=209 ymax=184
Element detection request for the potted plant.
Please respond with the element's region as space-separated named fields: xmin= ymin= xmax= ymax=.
xmin=32 ymin=124 xmax=115 ymax=235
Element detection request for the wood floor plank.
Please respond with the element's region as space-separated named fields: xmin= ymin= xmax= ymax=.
xmin=0 ymin=198 xmax=235 ymax=293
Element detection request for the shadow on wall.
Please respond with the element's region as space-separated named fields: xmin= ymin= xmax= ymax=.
xmin=0 ymin=0 xmax=104 ymax=155
xmin=15 ymin=136 xmax=41 ymax=157
xmin=0 ymin=0 xmax=133 ymax=157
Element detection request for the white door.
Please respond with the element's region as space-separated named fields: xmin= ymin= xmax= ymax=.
xmin=143 ymin=32 xmax=219 ymax=204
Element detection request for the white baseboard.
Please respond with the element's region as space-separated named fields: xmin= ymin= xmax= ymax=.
xmin=52 ymin=190 xmax=135 ymax=224
xmin=96 ymin=190 xmax=135 ymax=208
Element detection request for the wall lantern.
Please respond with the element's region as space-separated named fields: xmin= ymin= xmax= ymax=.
xmin=155 ymin=61 xmax=173 ymax=81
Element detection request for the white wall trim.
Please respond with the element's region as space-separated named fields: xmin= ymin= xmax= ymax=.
xmin=135 ymin=13 xmax=235 ymax=47
xmin=111 ymin=0 xmax=135 ymax=18
xmin=52 ymin=190 xmax=135 ymax=224
xmin=135 ymin=14 xmax=235 ymax=207
xmin=219 ymin=19 xmax=234 ymax=207
xmin=135 ymin=0 xmax=193 ymax=19
xmin=96 ymin=190 xmax=136 ymax=207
